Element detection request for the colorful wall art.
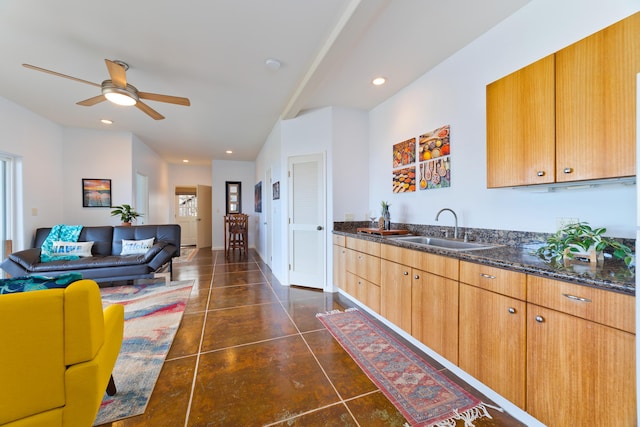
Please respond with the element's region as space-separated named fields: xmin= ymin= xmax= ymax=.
xmin=418 ymin=125 xmax=451 ymax=190
xmin=392 ymin=137 xmax=417 ymax=193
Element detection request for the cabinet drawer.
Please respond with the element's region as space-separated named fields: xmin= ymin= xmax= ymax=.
xmin=527 ymin=275 xmax=634 ymax=333
xmin=332 ymin=234 xmax=345 ymax=247
xmin=346 ymin=249 xmax=380 ymax=284
xmin=460 ymin=261 xmax=526 ymax=300
xmin=382 ymin=244 xmax=458 ymax=279
xmin=346 ymin=236 xmax=380 ymax=256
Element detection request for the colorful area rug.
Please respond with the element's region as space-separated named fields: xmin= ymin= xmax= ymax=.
xmin=94 ymin=280 xmax=194 ymax=425
xmin=317 ymin=308 xmax=499 ymax=427
xmin=173 ymin=246 xmax=198 ymax=264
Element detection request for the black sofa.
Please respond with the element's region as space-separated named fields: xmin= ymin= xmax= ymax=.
xmin=0 ymin=224 xmax=181 ymax=283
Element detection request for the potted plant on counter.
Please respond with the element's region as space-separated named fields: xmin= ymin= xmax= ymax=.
xmin=536 ymin=222 xmax=634 ymax=267
xmin=110 ymin=204 xmax=142 ymax=226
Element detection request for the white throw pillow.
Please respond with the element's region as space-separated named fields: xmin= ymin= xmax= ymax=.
xmin=51 ymin=241 xmax=94 ymax=257
xmin=121 ymin=237 xmax=155 ymax=255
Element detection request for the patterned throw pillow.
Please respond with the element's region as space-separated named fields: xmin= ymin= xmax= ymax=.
xmin=120 ymin=238 xmax=155 ymax=255
xmin=51 ymin=241 xmax=94 ymax=257
xmin=0 ymin=273 xmax=83 ymax=295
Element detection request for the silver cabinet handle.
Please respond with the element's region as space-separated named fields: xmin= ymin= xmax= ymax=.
xmin=537 ymin=171 xmax=545 ymax=177
xmin=535 ymin=315 xmax=545 ymax=323
xmin=562 ymin=293 xmax=592 ymax=303
xmin=414 ymin=275 xmax=420 ymax=279
xmin=508 ymin=307 xmax=516 ymax=314
xmin=480 ymin=273 xmax=496 ymax=279
xmin=317 ymin=225 xmax=323 ymax=230
xmin=563 ymin=167 xmax=573 ymax=174
xmin=403 ymin=271 xmax=409 ymax=276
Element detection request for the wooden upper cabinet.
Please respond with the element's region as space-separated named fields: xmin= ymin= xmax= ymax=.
xmin=555 ymin=12 xmax=639 ymax=182
xmin=487 ymin=12 xmax=640 ymax=187
xmin=487 ymin=54 xmax=556 ymax=188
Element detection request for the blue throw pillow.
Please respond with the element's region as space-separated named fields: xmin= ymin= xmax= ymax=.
xmin=0 ymin=273 xmax=83 ymax=295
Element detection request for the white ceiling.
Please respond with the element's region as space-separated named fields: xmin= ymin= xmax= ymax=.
xmin=0 ymin=0 xmax=530 ymax=165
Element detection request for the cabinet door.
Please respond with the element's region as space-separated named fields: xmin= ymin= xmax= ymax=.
xmin=459 ymin=284 xmax=526 ymax=409
xmin=486 ymin=54 xmax=555 ymax=187
xmin=555 ymin=12 xmax=640 ymax=182
xmin=527 ymin=305 xmax=636 ymax=425
xmin=412 ymin=270 xmax=459 ymax=363
xmin=332 ymin=244 xmax=347 ymax=290
xmin=380 ymin=260 xmax=412 ymax=333
xmin=344 ymin=271 xmax=357 ymax=298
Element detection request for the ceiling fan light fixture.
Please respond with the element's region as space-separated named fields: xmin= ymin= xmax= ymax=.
xmin=102 ymin=81 xmax=139 ymax=106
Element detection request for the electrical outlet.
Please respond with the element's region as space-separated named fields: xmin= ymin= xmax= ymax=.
xmin=556 ymin=217 xmax=579 ymax=230
xmin=344 ymin=213 xmax=354 ymax=221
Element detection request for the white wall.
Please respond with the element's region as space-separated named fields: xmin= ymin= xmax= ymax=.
xmin=167 ymin=163 xmax=212 ymax=224
xmin=332 ymin=107 xmax=369 ymax=221
xmin=132 ymin=134 xmax=170 ymax=224
xmin=368 ymin=0 xmax=639 ymax=238
xmin=0 ymin=97 xmax=65 ymax=248
xmin=255 ymin=121 xmax=283 ymax=274
xmin=255 ymin=107 xmax=369 ymax=289
xmin=62 ymin=128 xmax=133 ymax=226
xmin=211 ymin=159 xmax=256 ymax=250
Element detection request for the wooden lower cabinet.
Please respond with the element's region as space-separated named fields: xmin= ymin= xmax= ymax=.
xmin=381 ymin=258 xmax=459 ymax=361
xmin=412 ymin=270 xmax=459 ymax=363
xmin=458 ymin=283 xmax=526 ymax=408
xmin=380 ymin=259 xmax=412 ymax=333
xmin=332 ymin=243 xmax=347 ymax=290
xmin=526 ymin=304 xmax=636 ymax=426
xmin=346 ymin=271 xmax=380 ymax=313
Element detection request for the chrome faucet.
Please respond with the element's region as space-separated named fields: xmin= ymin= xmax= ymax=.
xmin=435 ymin=208 xmax=458 ymax=239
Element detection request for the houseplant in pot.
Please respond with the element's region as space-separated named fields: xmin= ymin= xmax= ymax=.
xmin=110 ymin=204 xmax=142 ymax=226
xmin=536 ymin=222 xmax=634 ymax=266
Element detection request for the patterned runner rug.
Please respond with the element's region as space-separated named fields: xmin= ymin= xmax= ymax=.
xmin=93 ymin=280 xmax=194 ymax=425
xmin=317 ymin=308 xmax=500 ymax=427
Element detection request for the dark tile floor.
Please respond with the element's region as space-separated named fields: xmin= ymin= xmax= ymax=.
xmin=97 ymin=249 xmax=524 ymax=427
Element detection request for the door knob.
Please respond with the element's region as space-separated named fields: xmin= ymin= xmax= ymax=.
xmin=317 ymin=226 xmax=323 ymax=230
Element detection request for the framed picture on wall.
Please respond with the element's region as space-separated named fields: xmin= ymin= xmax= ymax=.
xmin=273 ymin=181 xmax=280 ymax=200
xmin=254 ymin=181 xmax=262 ymax=212
xmin=82 ymin=179 xmax=111 ymax=207
xmin=225 ymin=181 xmax=242 ymax=214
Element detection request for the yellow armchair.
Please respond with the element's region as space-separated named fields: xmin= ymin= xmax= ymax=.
xmin=0 ymin=279 xmax=124 ymax=426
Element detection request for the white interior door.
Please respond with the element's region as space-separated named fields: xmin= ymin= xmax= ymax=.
xmin=266 ymin=169 xmax=272 ymax=267
xmin=175 ymin=187 xmax=197 ymax=246
xmin=288 ymin=153 xmax=326 ymax=289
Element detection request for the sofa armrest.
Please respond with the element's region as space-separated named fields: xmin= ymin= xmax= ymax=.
xmin=8 ymin=248 xmax=42 ymax=269
xmin=141 ymin=242 xmax=167 ymax=262
xmin=147 ymin=245 xmax=179 ymax=270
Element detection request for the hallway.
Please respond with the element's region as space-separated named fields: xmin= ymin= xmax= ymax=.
xmin=98 ymin=249 xmax=523 ymax=426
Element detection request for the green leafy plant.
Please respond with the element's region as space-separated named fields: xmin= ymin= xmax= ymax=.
xmin=536 ymin=222 xmax=634 ymax=266
xmin=110 ymin=204 xmax=142 ymax=224
xmin=380 ymin=201 xmax=391 ymax=215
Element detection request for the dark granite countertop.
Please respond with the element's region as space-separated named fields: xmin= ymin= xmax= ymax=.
xmin=333 ymin=229 xmax=635 ymax=296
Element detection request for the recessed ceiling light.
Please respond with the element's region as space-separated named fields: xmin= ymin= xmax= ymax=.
xmin=372 ymin=77 xmax=386 ymax=86
xmin=226 ymin=150 xmax=233 ymax=154
xmin=100 ymin=119 xmax=113 ymax=125
xmin=183 ymin=159 xmax=189 ymax=163
xmin=265 ymin=58 xmax=281 ymax=71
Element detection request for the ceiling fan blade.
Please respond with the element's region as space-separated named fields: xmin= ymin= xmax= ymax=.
xmin=22 ymin=64 xmax=101 ymax=88
xmin=139 ymin=92 xmax=191 ymax=106
xmin=76 ymin=95 xmax=106 ymax=106
xmin=105 ymin=59 xmax=127 ymax=88
xmin=136 ymin=101 xmax=165 ymax=120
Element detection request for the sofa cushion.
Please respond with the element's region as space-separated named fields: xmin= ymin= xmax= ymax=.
xmin=120 ymin=237 xmax=154 ymax=255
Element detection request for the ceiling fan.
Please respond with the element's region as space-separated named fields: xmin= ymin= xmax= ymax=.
xmin=22 ymin=59 xmax=190 ymax=120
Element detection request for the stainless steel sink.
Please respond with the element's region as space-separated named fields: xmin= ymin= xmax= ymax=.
xmin=390 ymin=235 xmax=499 ymax=251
